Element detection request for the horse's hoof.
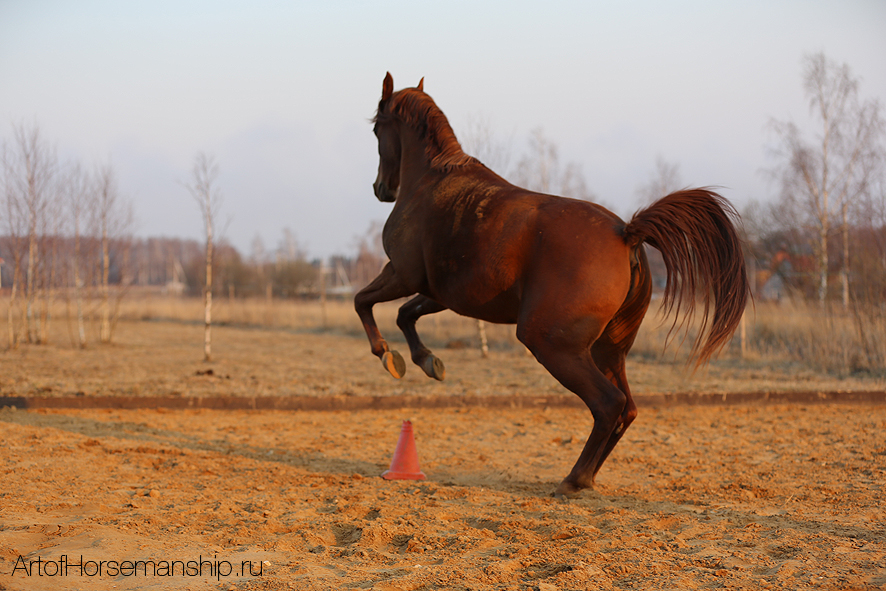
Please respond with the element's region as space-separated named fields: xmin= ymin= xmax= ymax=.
xmin=420 ymin=355 xmax=445 ymax=381
xmin=382 ymin=351 xmax=406 ymax=379
xmin=553 ymin=479 xmax=590 ymax=500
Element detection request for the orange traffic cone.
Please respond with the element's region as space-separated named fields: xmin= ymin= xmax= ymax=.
xmin=381 ymin=420 xmax=426 ymax=480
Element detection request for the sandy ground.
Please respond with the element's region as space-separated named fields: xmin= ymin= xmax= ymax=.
xmin=0 ymin=321 xmax=885 ymax=590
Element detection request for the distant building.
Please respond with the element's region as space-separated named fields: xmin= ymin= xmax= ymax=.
xmin=758 ymin=250 xmax=795 ymax=302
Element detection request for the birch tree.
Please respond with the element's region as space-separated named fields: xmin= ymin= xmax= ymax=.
xmin=88 ymin=163 xmax=134 ymax=344
xmin=95 ymin=165 xmax=115 ymax=342
xmin=36 ymin=177 xmax=64 ymax=344
xmin=460 ymin=113 xmax=515 ymax=177
xmin=66 ymin=164 xmax=90 ymax=348
xmin=185 ymin=153 xmax=223 ymax=362
xmin=0 ymin=140 xmax=28 ymax=347
xmin=1 ymin=124 xmax=57 ymax=344
xmin=636 ymin=156 xmax=683 ymax=206
xmin=515 ymin=128 xmax=594 ymax=201
xmin=769 ymin=52 xmax=885 ymax=307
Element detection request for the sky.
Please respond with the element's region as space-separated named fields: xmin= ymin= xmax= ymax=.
xmin=1 ymin=0 xmax=885 ymax=260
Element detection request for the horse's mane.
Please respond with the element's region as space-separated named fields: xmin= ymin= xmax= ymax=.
xmin=375 ymin=88 xmax=476 ymax=170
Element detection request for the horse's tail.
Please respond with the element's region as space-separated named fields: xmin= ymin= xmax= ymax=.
xmin=622 ymin=188 xmax=750 ymax=366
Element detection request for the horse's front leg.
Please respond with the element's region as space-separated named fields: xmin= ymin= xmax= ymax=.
xmin=397 ymin=295 xmax=447 ymax=380
xmin=354 ymin=263 xmax=414 ymax=378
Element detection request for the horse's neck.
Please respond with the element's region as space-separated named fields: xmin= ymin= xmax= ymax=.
xmin=398 ymin=128 xmax=434 ymax=196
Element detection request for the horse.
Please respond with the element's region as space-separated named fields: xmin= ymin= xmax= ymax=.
xmin=355 ymin=73 xmax=750 ymax=497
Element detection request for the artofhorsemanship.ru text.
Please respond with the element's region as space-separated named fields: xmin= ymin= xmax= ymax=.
xmin=11 ymin=554 xmax=265 ymax=580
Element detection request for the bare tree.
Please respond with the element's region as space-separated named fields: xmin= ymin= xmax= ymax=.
xmin=351 ymin=221 xmax=386 ymax=290
xmin=0 ymin=147 xmax=25 ymax=349
xmin=36 ymin=173 xmax=64 ymax=344
xmin=460 ymin=113 xmax=515 ymax=177
xmin=277 ymin=227 xmax=304 ymax=262
xmin=1 ymin=140 xmax=26 ymax=347
xmin=93 ymin=163 xmax=133 ymax=343
xmin=96 ymin=167 xmax=113 ymax=343
xmin=1 ymin=124 xmax=58 ymax=344
xmin=21 ymin=126 xmax=56 ymax=343
xmin=65 ymin=164 xmax=90 ymax=348
xmin=515 ymin=128 xmax=594 ymax=201
xmin=769 ymin=52 xmax=885 ymax=307
xmin=271 ymin=228 xmax=315 ymax=299
xmin=636 ymin=156 xmax=683 ymax=206
xmin=184 ymin=153 xmax=223 ymax=362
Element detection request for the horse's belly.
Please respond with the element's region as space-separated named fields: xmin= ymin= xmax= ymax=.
xmin=431 ymin=285 xmax=521 ymax=325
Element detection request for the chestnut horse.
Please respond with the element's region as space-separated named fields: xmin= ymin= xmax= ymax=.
xmin=356 ymin=73 xmax=749 ymax=497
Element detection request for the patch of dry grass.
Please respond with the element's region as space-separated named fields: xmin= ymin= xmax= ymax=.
xmin=4 ymin=293 xmax=886 ymax=391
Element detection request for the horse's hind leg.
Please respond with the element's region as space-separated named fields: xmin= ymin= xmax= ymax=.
xmin=518 ymin=316 xmax=627 ymax=497
xmin=397 ymin=295 xmax=447 ymax=380
xmin=589 ymin=254 xmax=651 ymax=478
xmin=589 ymin=336 xmax=637 ymax=479
xmin=354 ymin=263 xmax=414 ymax=378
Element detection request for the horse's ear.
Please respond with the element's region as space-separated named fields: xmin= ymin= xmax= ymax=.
xmin=382 ymin=72 xmax=394 ymax=101
xmin=416 ymin=77 xmax=424 ymax=92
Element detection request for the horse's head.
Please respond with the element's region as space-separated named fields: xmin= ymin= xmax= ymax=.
xmin=372 ymin=72 xmax=425 ymax=202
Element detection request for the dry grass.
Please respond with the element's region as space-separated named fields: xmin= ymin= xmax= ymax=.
xmin=620 ymin=297 xmax=886 ymax=376
xmin=5 ymin=293 xmax=886 ymax=390
xmin=113 ymin=293 xmax=524 ymax=350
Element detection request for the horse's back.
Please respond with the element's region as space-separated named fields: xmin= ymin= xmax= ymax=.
xmin=413 ymin=165 xmax=634 ymax=325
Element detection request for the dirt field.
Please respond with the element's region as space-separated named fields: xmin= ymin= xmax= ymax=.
xmin=1 ymin=321 xmax=885 ymax=590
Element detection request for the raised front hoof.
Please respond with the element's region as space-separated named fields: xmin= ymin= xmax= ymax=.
xmin=381 ymin=351 xmax=406 ymax=379
xmin=420 ymin=355 xmax=445 ymax=381
xmin=553 ymin=479 xmax=593 ymax=500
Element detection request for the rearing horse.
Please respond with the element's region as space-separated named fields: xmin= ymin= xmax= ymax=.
xmin=356 ymin=73 xmax=749 ymax=497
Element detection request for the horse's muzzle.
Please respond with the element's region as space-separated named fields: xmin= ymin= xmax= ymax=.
xmin=374 ymin=179 xmax=397 ymax=203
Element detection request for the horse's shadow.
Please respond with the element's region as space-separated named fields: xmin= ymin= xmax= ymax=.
xmin=0 ymin=407 xmax=573 ymax=498
xmin=0 ymin=408 xmax=383 ymax=478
